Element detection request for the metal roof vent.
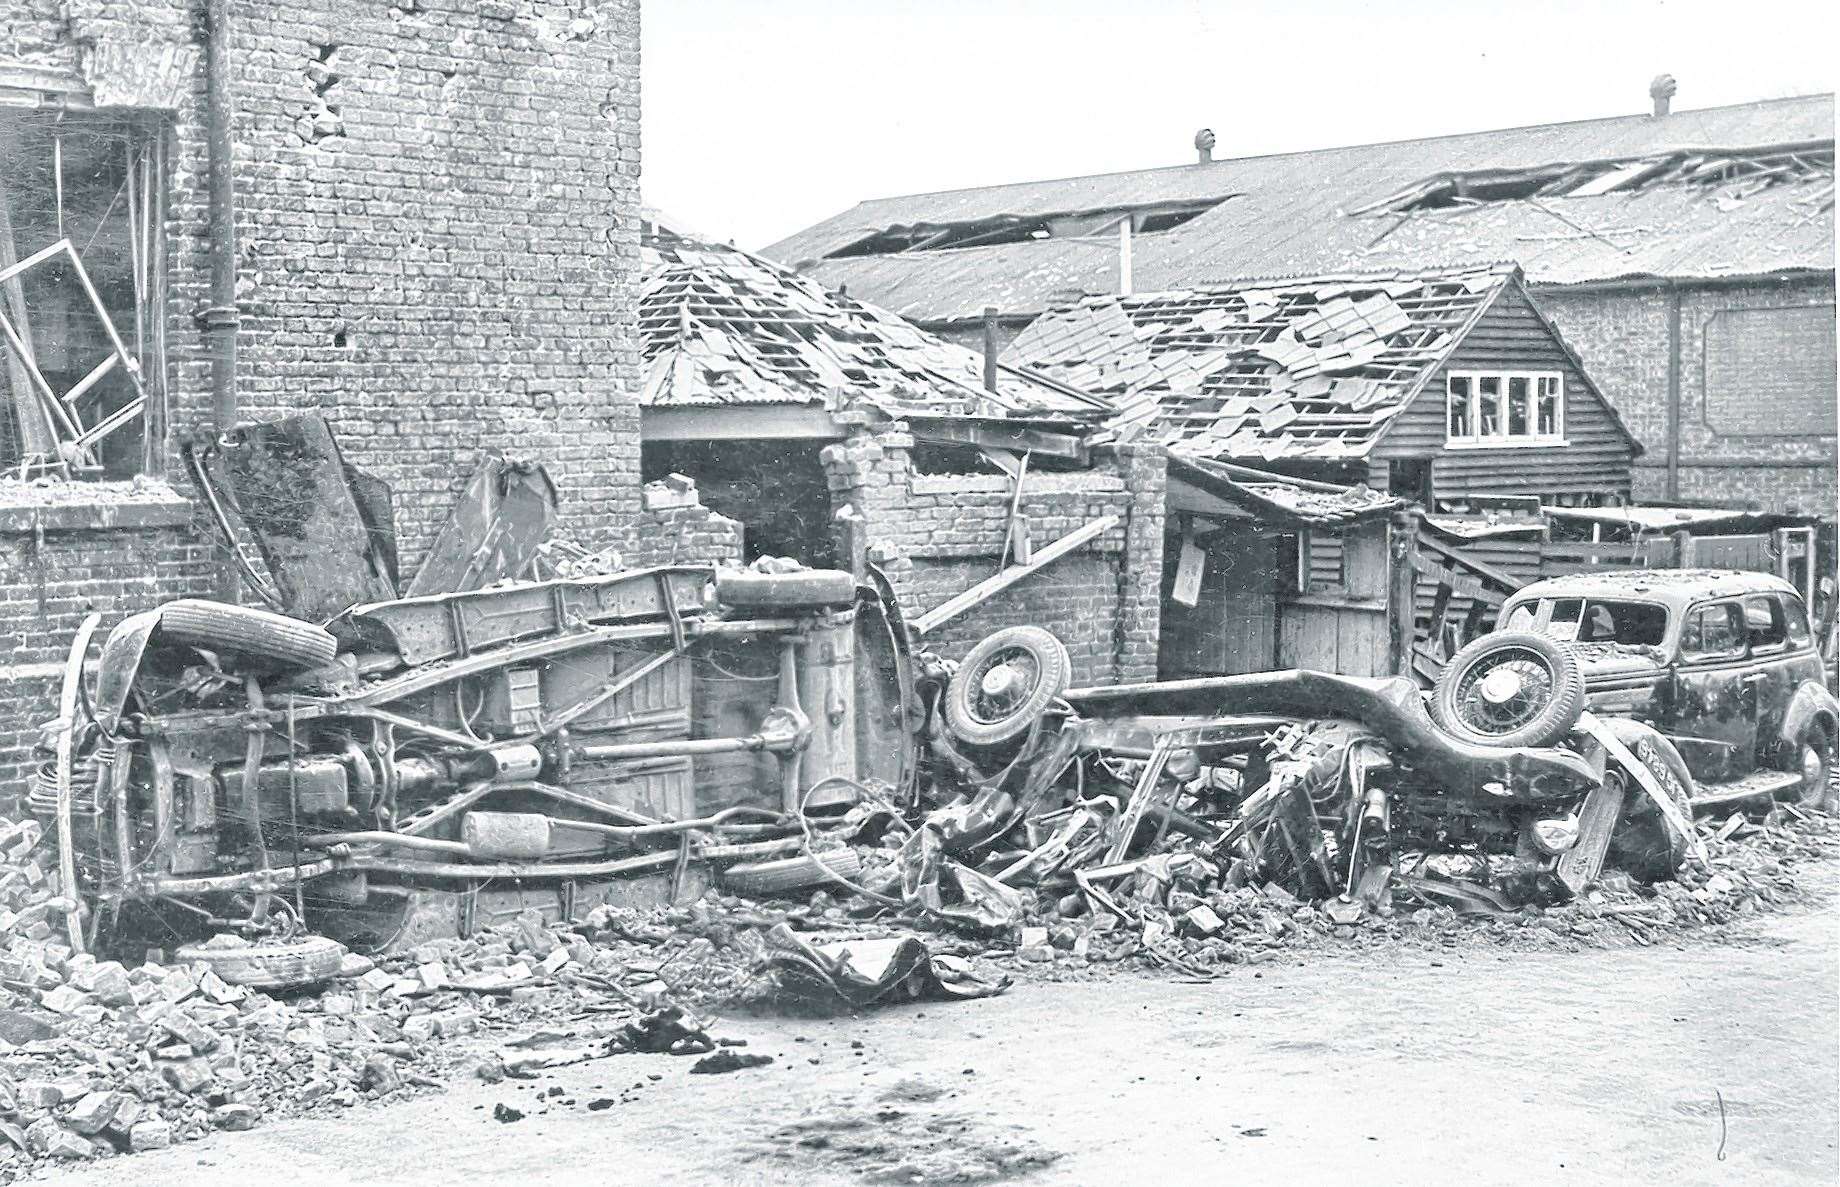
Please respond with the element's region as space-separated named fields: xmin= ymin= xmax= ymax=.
xmin=1649 ymin=74 xmax=1677 ymax=117
xmin=1195 ymin=128 xmax=1216 ymax=165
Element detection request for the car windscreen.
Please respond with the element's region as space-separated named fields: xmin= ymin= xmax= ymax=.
xmin=1502 ymin=597 xmax=1669 ymax=647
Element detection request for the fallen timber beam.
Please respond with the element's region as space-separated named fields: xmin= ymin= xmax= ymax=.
xmin=905 ymin=416 xmax=1091 ymax=464
xmin=1415 ymin=530 xmax=1525 ymax=593
xmin=912 ymin=515 xmax=1119 ymax=636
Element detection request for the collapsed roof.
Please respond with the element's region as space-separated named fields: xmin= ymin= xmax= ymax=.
xmin=638 ymin=215 xmax=1110 ymax=420
xmin=1006 ymin=264 xmax=1518 ymax=463
xmin=767 ymin=94 xmax=1835 ymax=326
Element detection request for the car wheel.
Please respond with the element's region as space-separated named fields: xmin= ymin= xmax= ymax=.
xmin=173 ymin=934 xmax=348 ymax=989
xmin=1608 ymin=734 xmax=1695 ymax=883
xmin=942 ymin=626 xmax=1070 ymax=748
xmin=1783 ymin=726 xmax=1836 ymax=811
xmin=1431 ymin=630 xmax=1585 ymax=749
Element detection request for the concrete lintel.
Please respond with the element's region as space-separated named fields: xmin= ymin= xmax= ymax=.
xmin=641 ymin=404 xmax=844 ymax=442
xmin=0 ymin=482 xmax=193 ymax=534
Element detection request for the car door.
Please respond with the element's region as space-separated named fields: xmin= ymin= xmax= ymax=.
xmin=1740 ymin=594 xmax=1800 ymax=758
xmin=1669 ymin=599 xmax=1759 ymax=782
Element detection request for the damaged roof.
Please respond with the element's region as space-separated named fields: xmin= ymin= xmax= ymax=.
xmin=1169 ymin=454 xmax=1401 ymax=528
xmin=639 ymin=216 xmax=1109 ymax=418
xmin=766 ymin=94 xmax=1835 ymax=325
xmin=1006 ymin=263 xmax=1515 ymax=463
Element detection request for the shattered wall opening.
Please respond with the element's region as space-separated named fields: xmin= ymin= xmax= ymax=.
xmin=642 ymin=440 xmax=836 ymax=566
xmin=0 ymin=106 xmax=163 ymax=479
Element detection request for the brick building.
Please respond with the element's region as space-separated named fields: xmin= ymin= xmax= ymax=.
xmin=0 ymin=0 xmax=656 ymax=783
xmin=637 ymin=218 xmax=1166 ymax=685
xmin=767 ymin=91 xmax=1836 ymax=519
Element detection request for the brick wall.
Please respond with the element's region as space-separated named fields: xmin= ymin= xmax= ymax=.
xmin=1 ymin=0 xmax=645 ymax=782
xmin=619 ymin=476 xmax=743 ymax=570
xmin=0 ymin=485 xmax=217 ymax=800
xmin=1535 ymin=275 xmax=1838 ymax=518
xmin=820 ymin=426 xmax=1165 ymax=685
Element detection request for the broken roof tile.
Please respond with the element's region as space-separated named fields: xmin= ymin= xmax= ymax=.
xmin=639 ymin=220 xmax=1110 ymax=419
xmin=1004 ymin=263 xmax=1514 ymax=463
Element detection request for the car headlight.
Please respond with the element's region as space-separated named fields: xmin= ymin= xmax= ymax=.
xmin=1528 ymin=816 xmax=1580 ymax=855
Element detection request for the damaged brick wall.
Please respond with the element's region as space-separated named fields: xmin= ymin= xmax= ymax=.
xmin=619 ymin=475 xmax=743 ymax=570
xmin=191 ymin=0 xmax=646 ymax=571
xmin=0 ymin=489 xmax=216 ymax=799
xmin=1535 ymin=276 xmax=1838 ymax=517
xmin=822 ymin=427 xmax=1164 ymax=685
xmin=1 ymin=0 xmax=647 ymax=777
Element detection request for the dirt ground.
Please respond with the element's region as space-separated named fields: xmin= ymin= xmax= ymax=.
xmin=36 ymin=863 xmax=1839 ymax=1187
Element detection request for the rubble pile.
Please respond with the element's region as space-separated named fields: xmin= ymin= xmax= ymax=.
xmin=0 ymin=813 xmax=764 ymax=1176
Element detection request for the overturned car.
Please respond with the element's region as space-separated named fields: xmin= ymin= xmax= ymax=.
xmin=40 ymin=562 xmax=916 ymax=969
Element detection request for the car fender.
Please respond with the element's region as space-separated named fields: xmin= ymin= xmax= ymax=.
xmin=1780 ymin=680 xmax=1840 ymax=748
xmin=94 ymin=609 xmax=165 ymax=735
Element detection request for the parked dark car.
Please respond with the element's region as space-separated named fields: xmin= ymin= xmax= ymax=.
xmin=1455 ymin=569 xmax=1837 ymax=810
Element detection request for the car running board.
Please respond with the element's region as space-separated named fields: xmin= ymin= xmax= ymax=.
xmin=1690 ymin=768 xmax=1801 ymax=806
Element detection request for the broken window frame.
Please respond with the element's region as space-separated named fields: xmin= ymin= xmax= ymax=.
xmin=1444 ymin=370 xmax=1564 ymax=449
xmin=0 ymin=99 xmax=167 ymax=481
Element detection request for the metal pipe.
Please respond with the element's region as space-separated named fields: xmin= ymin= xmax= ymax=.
xmin=573 ymin=733 xmax=789 ymax=761
xmin=1664 ymin=279 xmax=1682 ymax=502
xmin=303 ymin=831 xmax=471 ymax=856
xmin=982 ymin=306 xmax=1000 ymax=393
xmin=345 ymin=836 xmax=802 ymax=881
xmin=203 ymin=0 xmax=240 ymax=598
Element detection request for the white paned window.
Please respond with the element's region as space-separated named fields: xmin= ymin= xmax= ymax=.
xmin=1445 ymin=371 xmax=1565 ymax=448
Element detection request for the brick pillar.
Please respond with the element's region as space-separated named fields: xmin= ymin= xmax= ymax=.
xmin=821 ymin=425 xmax=915 ymax=593
xmin=1112 ymin=442 xmax=1167 ymax=682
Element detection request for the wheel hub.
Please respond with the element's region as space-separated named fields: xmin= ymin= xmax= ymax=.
xmin=1801 ymin=744 xmax=1823 ymax=788
xmin=1478 ymin=667 xmax=1525 ymax=705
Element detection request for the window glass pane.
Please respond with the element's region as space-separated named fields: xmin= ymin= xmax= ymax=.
xmin=1 ymin=110 xmax=156 ymax=479
xmin=1682 ymin=603 xmax=1746 ymax=658
xmin=1743 ymin=595 xmax=1787 ymax=647
xmin=1477 ymin=376 xmax=1502 ymax=436
xmin=1448 ymin=377 xmax=1472 ymax=438
xmin=1507 ymin=376 xmax=1530 ymax=436
xmin=1537 ymin=376 xmax=1561 ymax=436
xmin=1783 ymin=596 xmax=1812 ymax=644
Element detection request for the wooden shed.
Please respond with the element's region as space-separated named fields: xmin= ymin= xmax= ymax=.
xmin=1160 ymin=455 xmax=1413 ymax=680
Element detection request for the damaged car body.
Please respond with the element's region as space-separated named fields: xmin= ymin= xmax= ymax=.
xmin=1491 ymin=570 xmax=1838 ymax=810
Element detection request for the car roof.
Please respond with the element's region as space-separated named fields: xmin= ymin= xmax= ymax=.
xmin=1507 ymin=568 xmax=1801 ymax=610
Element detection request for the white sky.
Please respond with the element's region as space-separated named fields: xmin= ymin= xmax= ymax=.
xmin=642 ymin=0 xmax=1837 ymax=251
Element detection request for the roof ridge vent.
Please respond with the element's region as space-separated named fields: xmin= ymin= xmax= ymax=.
xmin=1650 ymin=73 xmax=1677 ymax=117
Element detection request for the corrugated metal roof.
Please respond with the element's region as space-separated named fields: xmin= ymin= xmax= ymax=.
xmin=639 ymin=223 xmax=1108 ymax=417
xmin=1170 ymin=455 xmax=1401 ymax=528
xmin=1006 ymin=264 xmax=1513 ymax=463
xmin=767 ymin=95 xmax=1835 ymax=323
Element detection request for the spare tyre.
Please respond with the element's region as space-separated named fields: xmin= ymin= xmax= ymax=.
xmin=158 ymin=600 xmax=339 ymax=671
xmin=715 ymin=568 xmax=857 ymax=609
xmin=944 ymin=626 xmax=1071 ymax=748
xmin=1431 ymin=630 xmax=1584 ymax=749
xmin=173 ymin=934 xmax=347 ymax=990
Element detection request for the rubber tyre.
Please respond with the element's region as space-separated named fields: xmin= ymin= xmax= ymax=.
xmin=159 ymin=600 xmax=338 ymax=670
xmin=715 ymin=569 xmax=857 ymax=609
xmin=721 ymin=848 xmax=865 ymax=896
xmin=1783 ymin=725 xmax=1836 ymax=810
xmin=1431 ymin=630 xmax=1584 ymax=748
xmin=943 ymin=626 xmax=1071 ymax=748
xmin=173 ymin=934 xmax=347 ymax=989
xmin=1608 ymin=731 xmax=1696 ymax=883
